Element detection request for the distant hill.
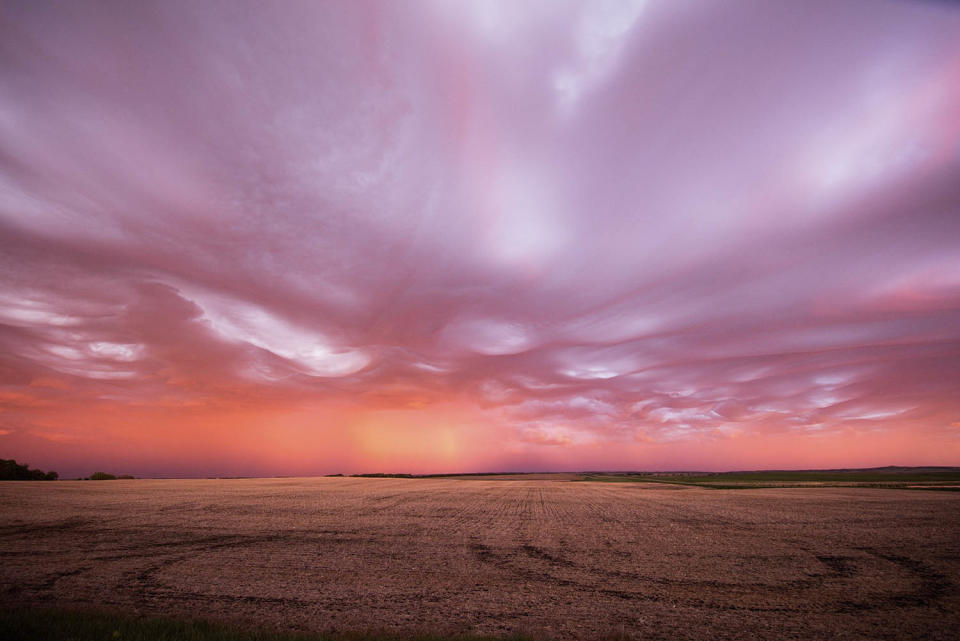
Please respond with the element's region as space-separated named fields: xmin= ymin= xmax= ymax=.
xmin=344 ymin=467 xmax=960 ymax=489
xmin=723 ymin=466 xmax=960 ymax=475
xmin=350 ymin=466 xmax=960 ymax=478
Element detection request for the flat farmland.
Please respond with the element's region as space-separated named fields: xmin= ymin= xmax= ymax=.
xmin=1 ymin=478 xmax=958 ymax=640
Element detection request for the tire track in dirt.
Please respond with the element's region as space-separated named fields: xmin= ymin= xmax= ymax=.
xmin=462 ymin=485 xmax=953 ymax=615
xmin=3 ymin=565 xmax=94 ymax=598
xmin=0 ymin=516 xmax=89 ymax=539
xmin=853 ymin=548 xmax=953 ymax=610
xmin=125 ymin=552 xmax=318 ymax=609
xmin=474 ymin=540 xmax=947 ymax=614
xmin=3 ymin=479 xmax=959 ymax=640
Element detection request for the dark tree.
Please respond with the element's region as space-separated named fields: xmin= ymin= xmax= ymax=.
xmin=0 ymin=459 xmax=58 ymax=481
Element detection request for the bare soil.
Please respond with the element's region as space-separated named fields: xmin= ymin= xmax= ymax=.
xmin=1 ymin=478 xmax=958 ymax=640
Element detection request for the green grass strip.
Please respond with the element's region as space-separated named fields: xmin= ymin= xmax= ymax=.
xmin=0 ymin=607 xmax=536 ymax=641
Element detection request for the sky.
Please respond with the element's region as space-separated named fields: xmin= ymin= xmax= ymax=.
xmin=1 ymin=0 xmax=959 ymax=478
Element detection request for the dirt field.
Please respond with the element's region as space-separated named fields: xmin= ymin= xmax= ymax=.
xmin=1 ymin=478 xmax=958 ymax=640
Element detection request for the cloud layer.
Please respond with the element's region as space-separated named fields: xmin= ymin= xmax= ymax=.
xmin=1 ymin=0 xmax=959 ymax=476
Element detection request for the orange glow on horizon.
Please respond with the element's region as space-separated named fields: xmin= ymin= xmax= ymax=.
xmin=2 ymin=394 xmax=958 ymax=479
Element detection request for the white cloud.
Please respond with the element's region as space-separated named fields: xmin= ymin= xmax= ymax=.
xmin=191 ymin=292 xmax=371 ymax=377
xmin=443 ymin=317 xmax=535 ymax=356
xmin=554 ymin=0 xmax=646 ymax=115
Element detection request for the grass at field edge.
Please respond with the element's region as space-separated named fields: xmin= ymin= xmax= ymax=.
xmin=0 ymin=607 xmax=546 ymax=641
xmin=576 ymin=477 xmax=960 ymax=490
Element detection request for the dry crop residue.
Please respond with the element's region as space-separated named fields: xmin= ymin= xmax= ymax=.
xmin=1 ymin=478 xmax=958 ymax=640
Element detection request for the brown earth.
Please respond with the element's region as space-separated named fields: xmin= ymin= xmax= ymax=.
xmin=1 ymin=478 xmax=958 ymax=640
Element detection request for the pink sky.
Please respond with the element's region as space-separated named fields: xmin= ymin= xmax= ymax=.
xmin=1 ymin=0 xmax=959 ymax=478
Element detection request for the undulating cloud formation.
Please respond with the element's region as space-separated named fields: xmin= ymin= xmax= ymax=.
xmin=1 ymin=0 xmax=959 ymax=477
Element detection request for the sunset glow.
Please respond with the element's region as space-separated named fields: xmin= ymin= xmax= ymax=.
xmin=1 ymin=0 xmax=959 ymax=477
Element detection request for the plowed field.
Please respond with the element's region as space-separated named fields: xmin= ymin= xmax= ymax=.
xmin=1 ymin=478 xmax=957 ymax=640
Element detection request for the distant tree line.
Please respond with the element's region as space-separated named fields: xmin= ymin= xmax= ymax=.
xmin=82 ymin=472 xmax=135 ymax=480
xmin=349 ymin=473 xmax=416 ymax=478
xmin=347 ymin=472 xmax=536 ymax=478
xmin=0 ymin=458 xmax=58 ymax=480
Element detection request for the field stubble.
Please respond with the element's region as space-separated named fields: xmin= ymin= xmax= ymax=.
xmin=1 ymin=478 xmax=958 ymax=640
